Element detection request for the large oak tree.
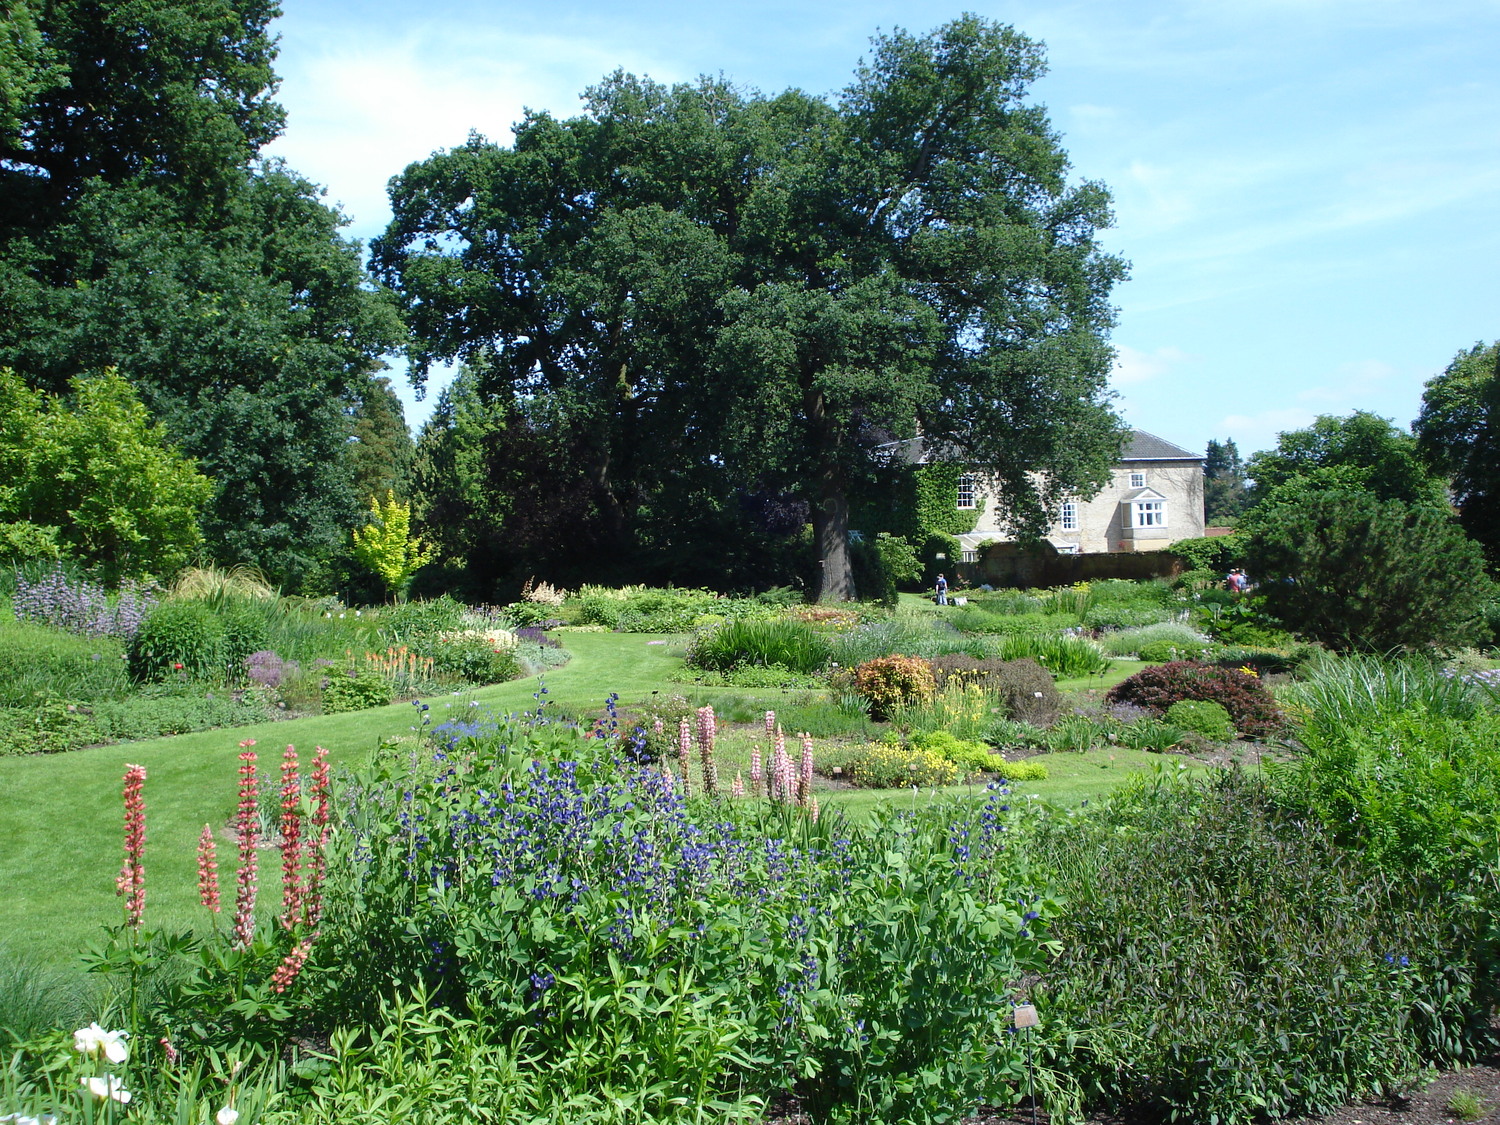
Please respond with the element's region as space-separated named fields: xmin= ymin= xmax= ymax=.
xmin=376 ymin=17 xmax=1127 ymax=599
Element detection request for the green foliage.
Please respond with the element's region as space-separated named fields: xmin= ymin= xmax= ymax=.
xmin=1034 ymin=773 xmax=1431 ymax=1123
xmin=0 ymin=616 xmax=128 ymax=707
xmin=948 ymin=606 xmax=1078 ymax=634
xmin=1137 ymin=639 xmax=1204 ymax=663
xmin=127 ymin=600 xmax=225 ymax=682
xmin=1415 ymin=340 xmax=1500 ymax=566
xmin=853 ymin=654 xmax=937 ymax=720
xmin=1168 ymin=533 xmax=1241 ymax=574
xmin=1107 ymin=661 xmax=1283 ymax=737
xmin=1203 ymin=438 xmax=1249 ymax=524
xmin=0 ymin=697 xmax=103 ymax=755
xmin=1244 ymin=490 xmax=1495 ymax=652
xmin=320 ymin=667 xmax=393 ymax=714
xmin=861 ymin=532 xmax=922 ymax=607
xmin=1246 ymin=411 xmax=1448 ymax=509
xmin=348 ymin=375 xmax=415 ymax=504
xmin=1099 ymin=622 xmax=1209 ymax=657
xmin=1282 ymin=653 xmax=1496 ymax=743
xmin=426 ymin=635 xmax=520 ymax=686
xmin=1114 ymin=716 xmax=1186 ymax=752
xmin=378 ymin=17 xmax=1127 ymax=601
xmin=912 ymin=463 xmax=982 ymax=539
xmin=0 ymin=370 xmax=212 ymax=581
xmin=320 ymin=721 xmax=1054 ymax=1122
xmin=90 ymin=683 xmax=273 ymax=740
xmin=991 ymin=632 xmax=1112 ymax=679
xmin=686 ymin=617 xmax=832 ymax=675
xmin=843 ymin=741 xmax=961 ymax=788
xmin=1165 ymin=699 xmax=1236 ymax=740
xmin=573 ymin=586 xmax=772 ymax=633
xmin=0 ymin=520 xmax=61 ymax=561
xmin=351 ymin=491 xmax=438 ymax=600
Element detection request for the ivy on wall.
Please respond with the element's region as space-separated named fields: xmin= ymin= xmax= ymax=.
xmin=850 ymin=463 xmax=981 ymax=543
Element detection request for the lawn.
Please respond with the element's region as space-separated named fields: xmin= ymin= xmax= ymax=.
xmin=1 ymin=630 xmax=1176 ymax=967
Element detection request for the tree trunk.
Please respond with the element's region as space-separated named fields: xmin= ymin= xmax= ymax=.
xmin=812 ymin=469 xmax=855 ymax=602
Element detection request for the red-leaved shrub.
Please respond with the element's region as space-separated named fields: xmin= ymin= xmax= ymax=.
xmin=1105 ymin=660 xmax=1283 ymax=737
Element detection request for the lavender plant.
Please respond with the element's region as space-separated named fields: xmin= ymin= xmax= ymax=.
xmin=12 ymin=563 xmax=159 ymax=641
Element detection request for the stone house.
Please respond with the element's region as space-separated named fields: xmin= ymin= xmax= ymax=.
xmin=953 ymin=430 xmax=1206 ymax=560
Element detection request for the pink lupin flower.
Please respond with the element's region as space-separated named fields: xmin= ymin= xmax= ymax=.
xmin=764 ymin=710 xmax=776 ymax=742
xmin=159 ymin=1036 xmax=179 ymax=1067
xmin=653 ymin=717 xmax=664 ymax=736
xmin=696 ymin=705 xmax=719 ymax=796
xmin=750 ymin=745 xmax=763 ymax=796
xmin=677 ymin=718 xmax=693 ymax=798
xmin=269 ymin=938 xmax=314 ymax=993
xmin=232 ymin=741 xmax=259 ymax=949
xmin=798 ymin=733 xmax=815 ymax=806
xmin=117 ymin=764 xmax=147 ymax=929
xmin=772 ymin=725 xmax=788 ymax=801
xmin=731 ymin=772 xmax=745 ymax=799
xmin=809 ymin=796 xmax=820 ymax=824
xmin=197 ymin=824 xmax=221 ymax=913
xmin=303 ymin=746 xmax=332 ymax=928
xmin=279 ymin=745 xmax=302 ymax=930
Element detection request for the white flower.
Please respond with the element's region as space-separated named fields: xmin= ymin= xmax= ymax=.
xmin=216 ymin=1107 xmax=240 ymax=1125
xmin=1 ymin=1113 xmax=58 ymax=1125
xmin=79 ymin=1075 xmax=131 ymax=1103
xmin=73 ymin=1023 xmax=129 ymax=1064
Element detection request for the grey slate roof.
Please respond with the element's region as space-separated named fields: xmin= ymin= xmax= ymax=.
xmin=1121 ymin=430 xmax=1202 ymax=462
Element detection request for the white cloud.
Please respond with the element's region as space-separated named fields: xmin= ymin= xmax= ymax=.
xmin=1111 ymin=344 xmax=1194 ymax=387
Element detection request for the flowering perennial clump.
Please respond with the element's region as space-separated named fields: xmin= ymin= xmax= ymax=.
xmin=116 ymin=765 xmax=147 ymax=928
xmin=233 ymin=742 xmax=260 ymax=949
xmin=13 ymin=563 xmax=159 ymax=640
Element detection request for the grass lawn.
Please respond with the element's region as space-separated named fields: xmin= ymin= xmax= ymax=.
xmin=0 ymin=631 xmax=1178 ymax=969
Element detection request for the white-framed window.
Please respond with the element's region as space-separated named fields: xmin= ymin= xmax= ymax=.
xmin=1059 ymin=502 xmax=1078 ymax=531
xmin=956 ymin=473 xmax=977 ymax=509
xmin=1131 ymin=500 xmax=1166 ymax=528
xmin=961 ymin=549 xmax=977 ymax=563
xmin=1129 ymin=471 xmax=1146 ymax=489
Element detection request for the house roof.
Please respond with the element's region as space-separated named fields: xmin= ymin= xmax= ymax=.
xmin=1122 ymin=430 xmax=1202 ymax=462
xmin=874 ymin=428 xmax=1203 ymax=466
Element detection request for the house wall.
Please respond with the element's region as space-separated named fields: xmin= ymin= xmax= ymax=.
xmin=966 ymin=459 xmax=1205 ymax=554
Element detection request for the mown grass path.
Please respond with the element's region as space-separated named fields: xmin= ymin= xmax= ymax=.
xmin=1 ymin=631 xmax=1182 ymax=967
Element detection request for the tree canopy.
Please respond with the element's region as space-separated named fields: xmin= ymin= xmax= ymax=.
xmin=1244 ymin=490 xmax=1493 ymax=652
xmin=376 ymin=16 xmax=1127 ymax=600
xmin=1245 ymin=412 xmax=1446 ymax=510
xmin=1203 ymin=438 xmax=1249 ymax=524
xmin=1415 ymin=341 xmax=1500 ymax=567
xmin=0 ymin=369 xmax=212 ymax=580
xmin=0 ymin=0 xmax=405 ymax=590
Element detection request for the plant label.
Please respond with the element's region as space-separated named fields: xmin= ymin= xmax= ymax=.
xmin=1013 ymin=1004 xmax=1039 ymax=1028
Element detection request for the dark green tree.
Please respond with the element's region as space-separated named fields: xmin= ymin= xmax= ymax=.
xmin=1203 ymin=438 xmax=1248 ymax=524
xmin=0 ymin=0 xmax=62 ymax=140
xmin=1245 ymin=412 xmax=1446 ymax=509
xmin=1244 ymin=490 xmax=1493 ymax=651
xmin=349 ymin=375 xmax=416 ymax=503
xmin=0 ymin=0 xmax=405 ymax=589
xmin=1414 ymin=341 xmax=1500 ymax=566
xmin=377 ymin=16 xmax=1127 ymax=601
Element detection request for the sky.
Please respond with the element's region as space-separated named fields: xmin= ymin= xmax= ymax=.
xmin=263 ymin=0 xmax=1500 ymax=459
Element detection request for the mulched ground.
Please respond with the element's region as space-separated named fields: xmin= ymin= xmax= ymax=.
xmin=764 ymin=1048 xmax=1500 ymax=1124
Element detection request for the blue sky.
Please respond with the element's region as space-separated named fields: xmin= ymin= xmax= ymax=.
xmin=264 ymin=0 xmax=1500 ymax=459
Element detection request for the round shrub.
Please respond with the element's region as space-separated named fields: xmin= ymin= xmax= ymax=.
xmin=1106 ymin=660 xmax=1282 ymax=737
xmin=128 ymin=600 xmax=224 ymax=682
xmin=220 ymin=602 xmax=271 ymax=680
xmin=321 ymin=668 xmax=392 ymax=714
xmin=993 ymin=758 xmax=1048 ymax=781
xmin=845 ymin=742 xmax=958 ymax=788
xmin=852 ymin=654 xmax=937 ymax=721
xmin=1166 ymin=699 xmax=1237 ymax=741
xmin=429 ymin=636 xmax=520 ymax=685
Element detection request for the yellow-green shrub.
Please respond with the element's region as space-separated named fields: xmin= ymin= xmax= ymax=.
xmin=845 ymin=742 xmax=958 ymax=788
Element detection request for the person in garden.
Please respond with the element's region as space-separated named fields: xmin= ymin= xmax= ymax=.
xmin=935 ymin=574 xmax=949 ymax=605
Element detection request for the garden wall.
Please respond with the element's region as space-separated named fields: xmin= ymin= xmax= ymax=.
xmin=963 ymin=544 xmax=1184 ymax=589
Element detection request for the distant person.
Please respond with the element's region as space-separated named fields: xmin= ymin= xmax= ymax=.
xmin=1227 ymin=568 xmax=1247 ymax=593
xmin=935 ymin=573 xmax=949 ymax=605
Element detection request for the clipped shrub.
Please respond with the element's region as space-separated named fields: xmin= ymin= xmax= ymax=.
xmin=844 ymin=742 xmax=959 ymax=788
xmin=321 ymin=667 xmax=393 ymax=714
xmin=1107 ymin=660 xmax=1283 ymax=737
xmin=852 ymin=654 xmax=937 ymax=720
xmin=1167 ymin=699 xmax=1236 ymax=741
xmin=127 ymin=600 xmax=224 ymax=682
